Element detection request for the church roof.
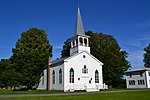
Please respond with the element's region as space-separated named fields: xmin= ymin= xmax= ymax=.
xmin=74 ymin=7 xmax=85 ymax=35
xmin=51 ymin=51 xmax=103 ymax=67
xmin=125 ymin=67 xmax=150 ymax=73
xmin=65 ymin=51 xmax=103 ymax=65
xmin=51 ymin=57 xmax=68 ymax=67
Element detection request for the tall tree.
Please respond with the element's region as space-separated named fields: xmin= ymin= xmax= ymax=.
xmin=61 ymin=38 xmax=71 ymax=57
xmin=10 ymin=28 xmax=52 ymax=89
xmin=143 ymin=43 xmax=150 ymax=67
xmin=0 ymin=59 xmax=11 ymax=88
xmin=61 ymin=31 xmax=130 ymax=87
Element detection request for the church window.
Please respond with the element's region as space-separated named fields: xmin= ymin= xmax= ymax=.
xmin=95 ymin=70 xmax=99 ymax=83
xmin=69 ymin=68 xmax=74 ymax=83
xmin=84 ymin=38 xmax=87 ymax=46
xmin=82 ymin=65 xmax=88 ymax=73
xmin=73 ymin=40 xmax=75 ymax=47
xmin=42 ymin=77 xmax=44 ymax=85
xmin=89 ymin=80 xmax=91 ymax=84
xmin=59 ymin=69 xmax=62 ymax=84
xmin=83 ymin=55 xmax=86 ymax=58
xmin=52 ymin=70 xmax=55 ymax=84
xmin=79 ymin=37 xmax=83 ymax=45
xmin=76 ymin=39 xmax=78 ymax=46
xmin=41 ymin=72 xmax=44 ymax=85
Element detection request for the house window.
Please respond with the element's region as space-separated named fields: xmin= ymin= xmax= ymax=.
xmin=129 ymin=80 xmax=135 ymax=85
xmin=82 ymin=65 xmax=88 ymax=73
xmin=140 ymin=72 xmax=143 ymax=77
xmin=149 ymin=72 xmax=150 ymax=76
xmin=95 ymin=70 xmax=99 ymax=83
xmin=138 ymin=80 xmax=145 ymax=85
xmin=69 ymin=68 xmax=74 ymax=83
xmin=129 ymin=73 xmax=132 ymax=78
xmin=52 ymin=70 xmax=55 ymax=84
xmin=59 ymin=68 xmax=62 ymax=84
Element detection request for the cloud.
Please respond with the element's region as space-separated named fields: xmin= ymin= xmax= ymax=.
xmin=120 ymin=33 xmax=150 ymax=69
xmin=53 ymin=44 xmax=63 ymax=49
xmin=127 ymin=50 xmax=144 ymax=69
xmin=122 ymin=33 xmax=150 ymax=49
xmin=136 ymin=34 xmax=150 ymax=41
xmin=136 ymin=20 xmax=150 ymax=27
xmin=53 ymin=45 xmax=62 ymax=49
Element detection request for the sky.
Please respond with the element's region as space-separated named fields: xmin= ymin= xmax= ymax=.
xmin=0 ymin=0 xmax=150 ymax=69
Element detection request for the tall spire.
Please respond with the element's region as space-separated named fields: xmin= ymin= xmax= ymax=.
xmin=75 ymin=7 xmax=85 ymax=35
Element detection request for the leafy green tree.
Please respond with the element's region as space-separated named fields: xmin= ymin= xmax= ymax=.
xmin=0 ymin=59 xmax=15 ymax=88
xmin=86 ymin=31 xmax=130 ymax=87
xmin=61 ymin=38 xmax=71 ymax=57
xmin=0 ymin=59 xmax=10 ymax=88
xmin=61 ymin=31 xmax=130 ymax=87
xmin=10 ymin=28 xmax=52 ymax=89
xmin=143 ymin=43 xmax=150 ymax=67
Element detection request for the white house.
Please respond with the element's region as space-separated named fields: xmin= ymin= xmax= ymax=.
xmin=37 ymin=7 xmax=107 ymax=92
xmin=125 ymin=67 xmax=150 ymax=89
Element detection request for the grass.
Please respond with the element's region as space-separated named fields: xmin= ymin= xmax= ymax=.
xmin=0 ymin=90 xmax=150 ymax=100
xmin=0 ymin=88 xmax=147 ymax=94
xmin=0 ymin=89 xmax=63 ymax=95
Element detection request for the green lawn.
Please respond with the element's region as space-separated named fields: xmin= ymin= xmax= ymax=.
xmin=0 ymin=89 xmax=63 ymax=95
xmin=0 ymin=88 xmax=138 ymax=95
xmin=0 ymin=90 xmax=150 ymax=100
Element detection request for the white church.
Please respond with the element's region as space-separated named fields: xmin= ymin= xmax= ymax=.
xmin=37 ymin=7 xmax=108 ymax=92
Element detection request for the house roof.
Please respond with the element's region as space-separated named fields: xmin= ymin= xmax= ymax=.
xmin=125 ymin=67 xmax=150 ymax=73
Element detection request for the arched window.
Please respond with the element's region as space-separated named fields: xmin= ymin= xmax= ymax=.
xmin=82 ymin=65 xmax=88 ymax=73
xmin=69 ymin=68 xmax=74 ymax=83
xmin=72 ymin=40 xmax=75 ymax=47
xmin=52 ymin=70 xmax=55 ymax=84
xmin=95 ymin=70 xmax=99 ymax=83
xmin=84 ymin=38 xmax=87 ymax=46
xmin=41 ymin=72 xmax=44 ymax=85
xmin=59 ymin=68 xmax=62 ymax=84
xmin=76 ymin=38 xmax=78 ymax=46
xmin=79 ymin=37 xmax=83 ymax=46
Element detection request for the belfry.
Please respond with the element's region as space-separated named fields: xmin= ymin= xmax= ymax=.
xmin=70 ymin=7 xmax=90 ymax=56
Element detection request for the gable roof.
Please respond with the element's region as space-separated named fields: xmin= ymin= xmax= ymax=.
xmin=65 ymin=51 xmax=103 ymax=65
xmin=51 ymin=51 xmax=103 ymax=67
xmin=51 ymin=57 xmax=68 ymax=67
xmin=125 ymin=67 xmax=150 ymax=73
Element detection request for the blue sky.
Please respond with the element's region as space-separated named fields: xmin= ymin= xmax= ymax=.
xmin=0 ymin=0 xmax=150 ymax=69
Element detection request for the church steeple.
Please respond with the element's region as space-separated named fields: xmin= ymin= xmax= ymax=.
xmin=75 ymin=7 xmax=85 ymax=35
xmin=70 ymin=7 xmax=90 ymax=56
